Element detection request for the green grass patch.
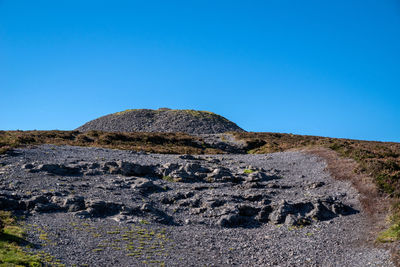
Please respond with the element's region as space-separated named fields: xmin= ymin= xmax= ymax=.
xmin=377 ymin=222 xmax=400 ymax=243
xmin=162 ymin=176 xmax=182 ymax=182
xmin=377 ymin=202 xmax=400 ymax=243
xmin=162 ymin=176 xmax=175 ymax=182
xmin=0 ymin=211 xmax=42 ymax=266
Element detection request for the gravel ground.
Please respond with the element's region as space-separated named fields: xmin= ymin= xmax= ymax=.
xmin=0 ymin=145 xmax=394 ymax=266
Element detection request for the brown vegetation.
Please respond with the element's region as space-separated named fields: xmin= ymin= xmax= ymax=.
xmin=0 ymin=130 xmax=224 ymax=155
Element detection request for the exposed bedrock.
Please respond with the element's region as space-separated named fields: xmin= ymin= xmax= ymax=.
xmin=3 ymin=156 xmax=359 ymax=228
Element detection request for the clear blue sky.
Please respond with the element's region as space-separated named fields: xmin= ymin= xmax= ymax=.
xmin=1 ymin=1 xmax=399 ymax=142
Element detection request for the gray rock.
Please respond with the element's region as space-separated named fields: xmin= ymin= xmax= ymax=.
xmin=309 ymin=181 xmax=325 ymax=188
xmin=256 ymin=205 xmax=273 ymax=222
xmin=202 ymin=199 xmax=225 ymax=209
xmin=101 ymin=161 xmax=119 ymax=174
xmin=179 ymin=155 xmax=196 ymax=160
xmin=140 ymin=203 xmax=152 ymax=212
xmin=269 ymin=201 xmax=293 ymax=224
xmin=86 ymin=200 xmax=107 ymax=215
xmin=33 ymin=203 xmax=60 ymax=213
xmin=207 ymin=167 xmax=233 ymax=182
xmin=74 ymin=210 xmax=91 ymax=218
xmin=117 ymin=161 xmax=155 ymax=176
xmin=238 ymin=205 xmax=259 ymax=217
xmin=63 ymin=196 xmax=85 ymax=212
xmin=83 ymin=169 xmax=102 ymax=176
xmin=284 ymin=214 xmax=298 ymax=226
xmin=307 ymin=201 xmax=336 ymax=221
xmin=0 ymin=195 xmax=23 ymax=210
xmin=246 ymin=171 xmax=267 ymax=182
xmin=35 ymin=164 xmax=81 ymax=176
xmin=210 ymin=167 xmax=232 ymax=178
xmin=22 ymin=163 xmax=34 ymax=169
xmin=159 ymin=163 xmax=180 ymax=176
xmin=130 ymin=178 xmax=160 ymax=193
xmin=85 ymin=200 xmax=122 ymax=217
xmin=218 ymin=214 xmax=247 ymax=227
xmin=25 ymin=195 xmax=49 ymax=210
xmin=183 ymin=163 xmax=199 ymax=174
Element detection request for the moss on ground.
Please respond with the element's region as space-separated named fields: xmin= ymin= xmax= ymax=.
xmin=0 ymin=211 xmax=42 ymax=266
xmin=112 ymin=109 xmax=137 ymax=115
xmin=243 ymin=169 xmax=255 ymax=174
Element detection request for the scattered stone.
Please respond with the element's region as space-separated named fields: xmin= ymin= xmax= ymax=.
xmin=179 ymin=155 xmax=196 ymax=160
xmin=5 ymin=146 xmax=360 ymax=231
xmin=22 ymin=163 xmax=34 ymax=169
xmin=309 ymin=182 xmax=325 ymax=189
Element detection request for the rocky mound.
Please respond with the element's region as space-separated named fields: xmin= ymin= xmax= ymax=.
xmin=76 ymin=108 xmax=245 ymax=134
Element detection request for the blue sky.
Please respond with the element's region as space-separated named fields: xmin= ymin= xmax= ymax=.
xmin=1 ymin=0 xmax=399 ymax=142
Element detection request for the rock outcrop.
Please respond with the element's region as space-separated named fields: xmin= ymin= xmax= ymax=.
xmin=5 ymin=148 xmax=357 ymax=228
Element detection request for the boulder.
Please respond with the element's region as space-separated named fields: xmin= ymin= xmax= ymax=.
xmin=130 ymin=178 xmax=160 ymax=193
xmin=36 ymin=164 xmax=81 ymax=176
xmin=158 ymin=163 xmax=180 ymax=176
xmin=85 ymin=200 xmax=122 ymax=217
xmin=238 ymin=205 xmax=260 ymax=217
xmin=256 ymin=205 xmax=273 ymax=223
xmin=33 ymin=203 xmax=60 ymax=213
xmin=25 ymin=195 xmax=49 ymax=210
xmin=269 ymin=201 xmax=293 ymax=224
xmin=245 ymin=171 xmax=268 ymax=182
xmin=63 ymin=196 xmax=85 ymax=212
xmin=101 ymin=161 xmax=119 ymax=174
xmin=218 ymin=214 xmax=248 ymax=227
xmin=0 ymin=195 xmax=23 ymax=210
xmin=117 ymin=161 xmax=155 ymax=176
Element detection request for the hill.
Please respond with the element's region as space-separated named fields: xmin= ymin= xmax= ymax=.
xmin=76 ymin=108 xmax=245 ymax=134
